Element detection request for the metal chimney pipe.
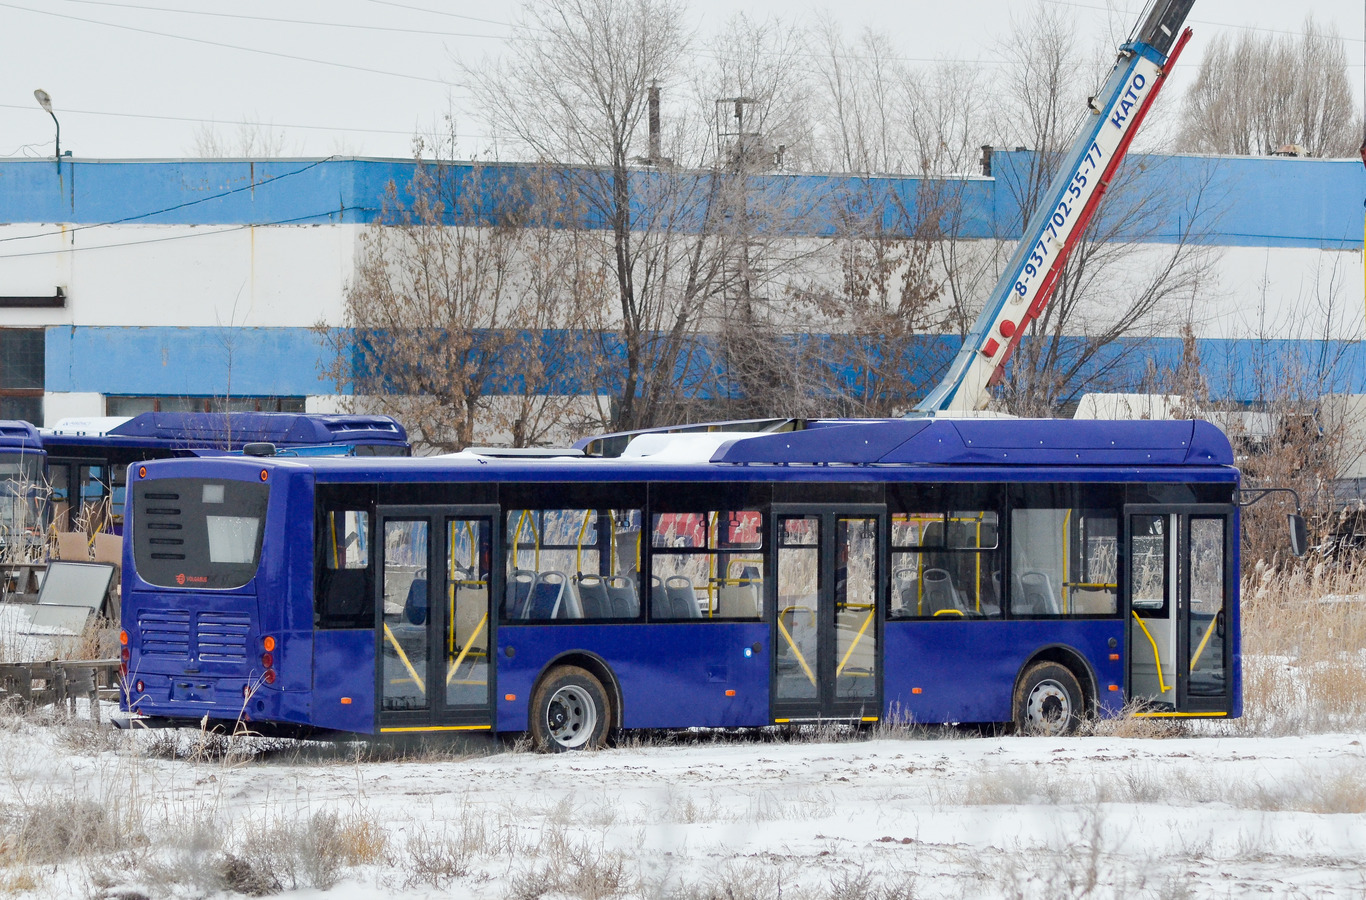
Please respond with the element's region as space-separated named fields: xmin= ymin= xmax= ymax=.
xmin=648 ymin=82 xmax=662 ymax=163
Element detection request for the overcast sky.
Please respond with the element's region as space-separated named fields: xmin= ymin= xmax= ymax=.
xmin=3 ymin=0 xmax=1364 ymax=161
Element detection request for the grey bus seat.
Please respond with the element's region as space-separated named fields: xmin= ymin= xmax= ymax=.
xmin=506 ymin=569 xmax=535 ymax=618
xmin=558 ymin=574 xmax=585 ymax=619
xmin=921 ymin=568 xmax=962 ymax=615
xmin=717 ymin=566 xmax=761 ymax=618
xmin=575 ymin=575 xmax=612 ymax=618
xmin=650 ymin=575 xmax=668 ymax=618
xmin=605 ymin=575 xmax=639 ymax=617
xmin=1016 ymin=570 xmax=1060 ymax=615
xmin=665 ymin=575 xmax=700 ymax=618
xmin=892 ymin=567 xmax=918 ymax=616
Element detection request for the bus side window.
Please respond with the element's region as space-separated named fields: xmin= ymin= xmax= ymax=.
xmin=317 ymin=510 xmax=373 ymax=628
xmin=650 ymin=510 xmax=763 ymax=621
xmin=1010 ymin=507 xmax=1118 ymax=617
xmin=890 ymin=511 xmax=1001 ymax=619
xmin=505 ymin=509 xmax=642 ymax=622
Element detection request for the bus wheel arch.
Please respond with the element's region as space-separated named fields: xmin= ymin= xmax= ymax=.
xmin=1012 ymin=646 xmax=1096 ymax=736
xmin=529 ymin=652 xmax=622 ymax=749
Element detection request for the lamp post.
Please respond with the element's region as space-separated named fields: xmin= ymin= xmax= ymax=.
xmin=33 ymin=89 xmax=59 ymax=171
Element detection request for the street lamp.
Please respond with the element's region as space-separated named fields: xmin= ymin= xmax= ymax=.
xmin=33 ymin=89 xmax=60 ymax=170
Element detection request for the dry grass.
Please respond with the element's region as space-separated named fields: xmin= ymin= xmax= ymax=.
xmin=1234 ymin=560 xmax=1366 ymax=735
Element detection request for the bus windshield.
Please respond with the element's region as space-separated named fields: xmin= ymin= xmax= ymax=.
xmin=132 ymin=477 xmax=269 ymax=589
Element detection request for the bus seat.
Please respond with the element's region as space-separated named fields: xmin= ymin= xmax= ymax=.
xmin=605 ymin=575 xmax=638 ymax=617
xmin=559 ymin=574 xmax=585 ymax=619
xmin=1016 ymin=570 xmax=1060 ymax=615
xmin=665 ymin=575 xmax=700 ymax=618
xmin=524 ymin=571 xmax=567 ymax=619
xmin=920 ymin=568 xmax=961 ymax=615
xmin=717 ymin=583 xmax=759 ymax=618
xmin=403 ymin=577 xmax=429 ymax=625
xmin=576 ymin=575 xmax=612 ymax=619
xmin=650 ymin=575 xmax=668 ymax=619
xmin=507 ymin=569 xmax=535 ymax=618
xmin=892 ymin=567 xmax=918 ymax=616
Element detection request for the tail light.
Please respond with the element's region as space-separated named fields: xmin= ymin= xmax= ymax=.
xmin=263 ymin=669 xmax=277 ymax=685
xmin=260 ymin=651 xmax=274 ymax=668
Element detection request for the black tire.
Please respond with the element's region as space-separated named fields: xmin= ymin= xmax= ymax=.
xmin=1013 ymin=662 xmax=1084 ymax=736
xmin=529 ymin=666 xmax=611 ymax=752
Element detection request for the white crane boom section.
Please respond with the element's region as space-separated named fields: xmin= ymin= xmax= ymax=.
xmin=915 ymin=0 xmax=1195 ymax=414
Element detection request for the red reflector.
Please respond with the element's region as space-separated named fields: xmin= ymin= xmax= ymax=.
xmin=911 ymin=687 xmax=923 ymax=695
xmin=263 ymin=669 xmax=276 ymax=685
xmin=261 ymin=651 xmax=274 ymax=668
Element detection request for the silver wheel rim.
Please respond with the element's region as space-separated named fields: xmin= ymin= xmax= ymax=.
xmin=546 ymin=684 xmax=597 ymax=749
xmin=1025 ymin=679 xmax=1072 ymax=734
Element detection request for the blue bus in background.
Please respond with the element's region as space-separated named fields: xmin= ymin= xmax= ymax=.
xmin=42 ymin=412 xmax=408 ymax=534
xmin=0 ymin=421 xmax=46 ymax=559
xmin=119 ymin=417 xmax=1241 ymax=745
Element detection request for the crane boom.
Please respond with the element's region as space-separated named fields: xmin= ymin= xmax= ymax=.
xmin=915 ymin=0 xmax=1195 ymax=414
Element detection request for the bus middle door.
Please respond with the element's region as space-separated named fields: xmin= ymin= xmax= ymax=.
xmin=771 ymin=507 xmax=884 ymax=723
xmin=377 ymin=505 xmax=497 ymax=733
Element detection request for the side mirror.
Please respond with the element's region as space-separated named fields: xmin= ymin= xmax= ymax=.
xmin=1288 ymin=513 xmax=1309 ymax=558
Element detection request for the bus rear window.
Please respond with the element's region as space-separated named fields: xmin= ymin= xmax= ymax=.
xmin=133 ymin=478 xmax=269 ymax=589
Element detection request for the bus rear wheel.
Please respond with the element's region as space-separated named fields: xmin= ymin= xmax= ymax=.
xmin=530 ymin=666 xmax=610 ymax=752
xmin=1013 ymin=662 xmax=1083 ymax=736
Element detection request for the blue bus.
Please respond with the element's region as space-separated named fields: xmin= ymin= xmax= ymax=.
xmin=41 ymin=412 xmax=408 ymax=534
xmin=0 ymin=421 xmax=46 ymax=559
xmin=119 ymin=417 xmax=1245 ymax=744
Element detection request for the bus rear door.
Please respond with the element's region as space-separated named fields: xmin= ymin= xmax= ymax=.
xmin=771 ymin=506 xmax=884 ymax=723
xmin=1125 ymin=505 xmax=1234 ymax=715
xmin=376 ymin=505 xmax=497 ymax=733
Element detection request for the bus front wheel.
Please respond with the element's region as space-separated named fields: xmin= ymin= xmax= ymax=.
xmin=530 ymin=666 xmax=611 ymax=752
xmin=1013 ymin=662 xmax=1083 ymax=736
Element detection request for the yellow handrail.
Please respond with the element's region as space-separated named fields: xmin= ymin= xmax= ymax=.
xmin=1190 ymin=615 xmax=1218 ymax=672
xmin=1131 ymin=611 xmax=1171 ymax=695
xmin=836 ymin=609 xmax=874 ymax=675
xmin=446 ymin=612 xmax=488 ymax=686
xmin=383 ymin=623 xmax=425 ymax=694
xmin=776 ymin=608 xmax=817 ymax=686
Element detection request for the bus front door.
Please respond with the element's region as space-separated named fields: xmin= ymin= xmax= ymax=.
xmin=1125 ymin=505 xmax=1234 ymax=715
xmin=771 ymin=508 xmax=884 ymax=723
xmin=377 ymin=506 xmax=497 ymax=733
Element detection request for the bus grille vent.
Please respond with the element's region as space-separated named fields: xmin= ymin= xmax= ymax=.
xmin=137 ymin=610 xmax=191 ymax=657
xmin=196 ymin=612 xmax=251 ymax=661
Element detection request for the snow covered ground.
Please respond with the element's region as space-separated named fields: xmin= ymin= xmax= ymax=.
xmin=3 ymin=710 xmax=1363 ymax=899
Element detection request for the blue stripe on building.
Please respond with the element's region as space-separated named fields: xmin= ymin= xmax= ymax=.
xmin=0 ymin=152 xmax=1361 ymax=249
xmin=43 ymin=326 xmax=1366 ymax=404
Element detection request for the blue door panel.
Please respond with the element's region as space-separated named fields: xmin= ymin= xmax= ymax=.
xmin=496 ymin=623 xmax=770 ymax=732
xmin=312 ymin=630 xmax=376 ymax=733
xmin=883 ymin=620 xmax=1126 ymax=723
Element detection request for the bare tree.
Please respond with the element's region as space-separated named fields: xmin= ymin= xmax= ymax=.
xmin=190 ymin=120 xmax=294 ymax=157
xmin=1178 ymin=16 xmax=1361 ymax=158
xmin=316 ymin=141 xmax=601 ymax=452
